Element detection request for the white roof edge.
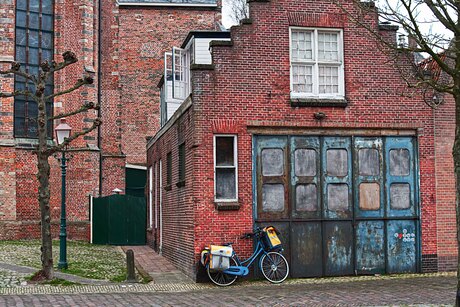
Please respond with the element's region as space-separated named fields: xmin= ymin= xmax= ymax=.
xmin=126 ymin=163 xmax=147 ymax=170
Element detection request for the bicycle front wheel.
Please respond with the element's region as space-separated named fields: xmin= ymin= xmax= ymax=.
xmin=207 ymin=257 xmax=238 ymax=286
xmin=260 ymin=252 xmax=289 ymax=283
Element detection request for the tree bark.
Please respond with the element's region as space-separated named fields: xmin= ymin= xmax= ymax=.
xmin=452 ymin=38 xmax=460 ymax=305
xmin=37 ymin=89 xmax=54 ymax=280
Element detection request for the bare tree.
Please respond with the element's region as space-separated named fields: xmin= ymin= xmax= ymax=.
xmin=335 ymin=0 xmax=459 ymax=304
xmin=226 ymin=0 xmax=249 ymax=24
xmin=0 ymin=51 xmax=101 ymax=280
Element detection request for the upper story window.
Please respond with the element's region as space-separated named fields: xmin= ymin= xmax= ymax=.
xmin=290 ymin=28 xmax=344 ymax=100
xmin=15 ymin=0 xmax=54 ymax=138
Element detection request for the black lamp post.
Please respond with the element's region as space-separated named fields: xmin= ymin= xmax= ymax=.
xmin=55 ymin=118 xmax=72 ymax=270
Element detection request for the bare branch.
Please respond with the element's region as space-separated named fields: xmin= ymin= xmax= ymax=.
xmin=0 ymin=62 xmax=36 ymax=82
xmin=0 ymin=89 xmax=37 ymax=100
xmin=45 ymin=75 xmax=93 ymax=101
xmin=50 ymin=101 xmax=99 ymax=120
xmin=48 ymin=118 xmax=102 ymax=155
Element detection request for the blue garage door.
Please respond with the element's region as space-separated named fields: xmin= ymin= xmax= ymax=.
xmin=254 ymin=135 xmax=420 ymax=277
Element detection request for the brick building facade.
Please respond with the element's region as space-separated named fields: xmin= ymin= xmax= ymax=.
xmin=147 ymin=0 xmax=457 ymax=279
xmin=0 ymin=0 xmax=221 ymax=239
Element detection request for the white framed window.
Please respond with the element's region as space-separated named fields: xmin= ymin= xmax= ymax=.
xmin=214 ymin=135 xmax=238 ymax=202
xmin=290 ymin=27 xmax=344 ymax=99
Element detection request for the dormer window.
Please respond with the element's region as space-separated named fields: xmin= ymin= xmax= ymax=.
xmin=290 ymin=28 xmax=344 ymax=100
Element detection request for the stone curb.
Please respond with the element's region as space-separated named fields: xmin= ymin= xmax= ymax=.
xmin=0 ymin=262 xmax=114 ymax=286
xmin=0 ymin=283 xmax=210 ymax=295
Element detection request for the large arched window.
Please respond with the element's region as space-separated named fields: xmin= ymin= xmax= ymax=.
xmin=15 ymin=0 xmax=54 ymax=138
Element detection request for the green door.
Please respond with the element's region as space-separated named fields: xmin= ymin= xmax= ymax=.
xmin=92 ymin=194 xmax=146 ymax=245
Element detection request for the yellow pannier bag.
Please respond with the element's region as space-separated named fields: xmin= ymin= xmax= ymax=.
xmin=263 ymin=226 xmax=282 ymax=250
xmin=209 ymin=245 xmax=233 ymax=271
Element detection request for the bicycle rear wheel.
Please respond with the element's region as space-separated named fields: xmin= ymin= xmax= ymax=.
xmin=260 ymin=252 xmax=289 ymax=283
xmin=207 ymin=257 xmax=238 ymax=286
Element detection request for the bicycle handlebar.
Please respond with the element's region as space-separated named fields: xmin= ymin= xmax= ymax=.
xmin=240 ymin=227 xmax=264 ymax=239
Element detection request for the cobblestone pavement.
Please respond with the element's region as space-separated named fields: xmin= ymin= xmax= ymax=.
xmin=0 ymin=274 xmax=456 ymax=306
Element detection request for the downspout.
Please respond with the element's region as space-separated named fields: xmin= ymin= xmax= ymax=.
xmin=97 ymin=0 xmax=103 ymax=196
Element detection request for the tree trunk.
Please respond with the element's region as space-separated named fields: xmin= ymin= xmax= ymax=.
xmin=37 ymin=151 xmax=54 ymax=280
xmin=454 ymin=87 xmax=460 ymax=307
xmin=37 ymin=91 xmax=54 ymax=280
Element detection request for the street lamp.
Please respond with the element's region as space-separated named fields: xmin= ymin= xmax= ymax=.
xmin=55 ymin=118 xmax=72 ymax=270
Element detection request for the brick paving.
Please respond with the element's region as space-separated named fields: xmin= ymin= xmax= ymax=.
xmin=0 ymin=274 xmax=456 ymax=306
xmin=121 ymin=246 xmax=193 ymax=284
xmin=0 ymin=245 xmax=456 ymax=306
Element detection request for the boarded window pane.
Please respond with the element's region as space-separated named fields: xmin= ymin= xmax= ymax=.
xmin=390 ymin=149 xmax=410 ymax=176
xmin=327 ymin=183 xmax=348 ymax=211
xmin=262 ymin=148 xmax=284 ymax=176
xmin=262 ymin=184 xmax=284 ymax=212
xmin=326 ymin=149 xmax=348 ymax=177
xmin=216 ymin=169 xmax=236 ymax=200
xmin=390 ymin=183 xmax=410 ymax=209
xmin=358 ymin=148 xmax=380 ymax=176
xmin=294 ymin=149 xmax=316 ymax=176
xmin=216 ymin=137 xmax=234 ymax=166
xmin=359 ymin=183 xmax=380 ymax=210
xmin=296 ymin=184 xmax=317 ymax=212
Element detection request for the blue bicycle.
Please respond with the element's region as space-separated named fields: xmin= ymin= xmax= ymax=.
xmin=203 ymin=226 xmax=289 ymax=286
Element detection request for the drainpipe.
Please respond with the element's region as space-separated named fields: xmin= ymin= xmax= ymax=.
xmin=97 ymin=0 xmax=103 ymax=196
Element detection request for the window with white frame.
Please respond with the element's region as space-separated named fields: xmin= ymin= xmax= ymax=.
xmin=290 ymin=28 xmax=344 ymax=99
xmin=214 ymin=135 xmax=238 ymax=201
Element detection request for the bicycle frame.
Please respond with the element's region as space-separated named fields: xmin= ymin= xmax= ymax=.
xmin=230 ymin=239 xmax=270 ymax=272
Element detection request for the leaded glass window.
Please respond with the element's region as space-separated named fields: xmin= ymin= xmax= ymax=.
xmin=15 ymin=0 xmax=54 ymax=138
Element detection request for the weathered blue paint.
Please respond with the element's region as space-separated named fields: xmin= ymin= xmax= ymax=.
xmin=253 ymin=135 xmax=420 ymax=278
xmin=353 ymin=137 xmax=384 ymax=218
xmin=255 ymin=136 xmax=289 ymax=221
xmin=355 ymin=221 xmax=385 ymax=274
xmin=385 ymin=137 xmax=416 ymax=218
xmin=324 ymin=221 xmax=354 ymax=276
xmin=291 ymin=222 xmax=322 ymax=277
xmin=386 ymin=220 xmax=417 ymax=273
xmin=290 ymin=136 xmax=320 ymax=219
xmin=322 ymin=137 xmax=352 ymax=219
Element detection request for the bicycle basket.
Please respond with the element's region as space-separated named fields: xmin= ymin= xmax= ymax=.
xmin=262 ymin=226 xmax=282 ymax=250
xmin=209 ymin=245 xmax=233 ymax=271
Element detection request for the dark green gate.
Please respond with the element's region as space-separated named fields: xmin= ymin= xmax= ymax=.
xmin=92 ymin=194 xmax=146 ymax=245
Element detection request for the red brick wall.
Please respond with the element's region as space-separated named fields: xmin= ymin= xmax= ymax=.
xmin=118 ymin=6 xmax=221 ymax=166
xmin=147 ymin=104 xmax=198 ymax=278
xmin=149 ymin=0 xmax=456 ymax=277
xmin=434 ymin=91 xmax=457 ymax=271
xmin=0 ymin=0 xmax=100 ymax=240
